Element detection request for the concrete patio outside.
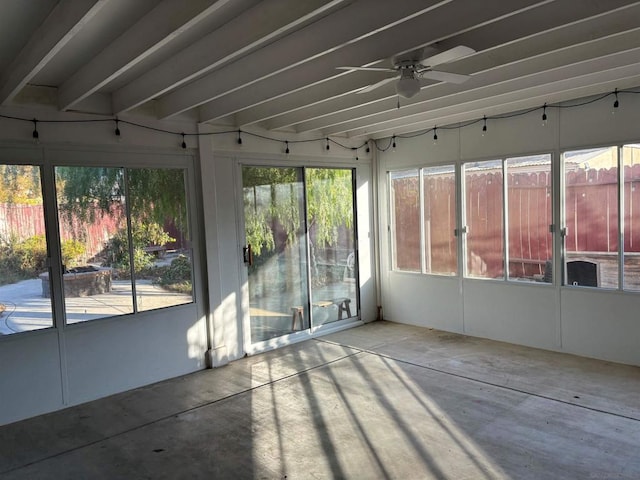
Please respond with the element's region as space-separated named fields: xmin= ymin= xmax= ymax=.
xmin=0 ymin=278 xmax=192 ymax=335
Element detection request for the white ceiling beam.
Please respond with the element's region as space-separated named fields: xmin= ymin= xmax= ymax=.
xmin=112 ymin=0 xmax=344 ymax=114
xmin=195 ymin=0 xmax=563 ymax=123
xmin=265 ymin=0 xmax=640 ymax=130
xmin=232 ymin=70 xmax=379 ymax=127
xmin=299 ymin=27 xmax=640 ymax=134
xmin=58 ymin=0 xmax=233 ymax=111
xmin=0 ymin=0 xmax=108 ymax=106
xmin=157 ymin=0 xmax=455 ymax=118
xmin=337 ymin=49 xmax=640 ymax=138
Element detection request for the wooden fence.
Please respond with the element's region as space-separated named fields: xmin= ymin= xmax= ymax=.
xmin=392 ymin=165 xmax=640 ymax=280
xmin=0 ymin=203 xmax=186 ymax=261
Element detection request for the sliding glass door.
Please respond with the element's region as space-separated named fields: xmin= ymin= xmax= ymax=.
xmin=242 ymin=165 xmax=358 ymax=346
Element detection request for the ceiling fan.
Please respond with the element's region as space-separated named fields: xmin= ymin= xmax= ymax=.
xmin=337 ymin=45 xmax=475 ymax=99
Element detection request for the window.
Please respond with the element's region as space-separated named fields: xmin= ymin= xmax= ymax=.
xmin=460 ymin=155 xmax=553 ymax=282
xmin=562 ymin=144 xmax=640 ymax=290
xmin=0 ymin=164 xmax=53 ymax=334
xmin=129 ymin=168 xmax=192 ymax=312
xmin=55 ymin=166 xmax=193 ymax=324
xmin=390 ymin=170 xmax=420 ymax=272
xmin=389 ymin=166 xmax=458 ymax=275
xmin=563 ymin=147 xmax=618 ymax=288
xmin=423 ymin=165 xmax=457 ymax=275
xmin=623 ymin=144 xmax=640 ymax=291
xmin=506 ymin=154 xmax=552 ymax=282
xmin=464 ymin=160 xmax=504 ymax=279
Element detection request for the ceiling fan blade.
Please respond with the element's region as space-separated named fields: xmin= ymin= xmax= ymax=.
xmin=337 ymin=66 xmax=396 ymax=72
xmin=421 ymin=45 xmax=475 ymax=67
xmin=358 ymin=76 xmax=398 ymax=94
xmin=420 ymin=70 xmax=470 ymax=84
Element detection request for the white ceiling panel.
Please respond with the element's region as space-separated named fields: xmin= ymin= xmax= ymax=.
xmin=1 ymin=0 xmax=638 ymax=140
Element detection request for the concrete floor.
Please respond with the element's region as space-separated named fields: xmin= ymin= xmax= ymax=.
xmin=1 ymin=321 xmax=639 ymax=479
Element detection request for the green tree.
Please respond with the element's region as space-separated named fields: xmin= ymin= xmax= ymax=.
xmin=0 ymin=165 xmax=43 ymax=204
xmin=55 ymin=167 xmax=188 ymax=231
xmin=242 ymin=167 xmax=353 ymax=253
xmin=305 ymin=168 xmax=353 ymax=247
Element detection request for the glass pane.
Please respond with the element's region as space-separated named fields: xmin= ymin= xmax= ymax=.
xmin=0 ymin=164 xmax=53 ymax=334
xmin=243 ymin=167 xmax=309 ymax=343
xmin=390 ymin=170 xmax=420 ymax=272
xmin=55 ymin=166 xmax=134 ymax=323
xmin=623 ymin=144 xmax=640 ymax=291
xmin=563 ymin=147 xmax=618 ymax=288
xmin=128 ymin=168 xmax=193 ymax=312
xmin=306 ymin=168 xmax=358 ymax=327
xmin=423 ymin=165 xmax=457 ymax=275
xmin=507 ymin=155 xmax=552 ymax=282
xmin=464 ymin=160 xmax=504 ymax=279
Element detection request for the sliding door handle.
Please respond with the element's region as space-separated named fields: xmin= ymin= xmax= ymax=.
xmin=243 ymin=244 xmax=253 ymax=266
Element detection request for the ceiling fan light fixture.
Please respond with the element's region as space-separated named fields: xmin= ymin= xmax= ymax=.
xmin=396 ymin=75 xmax=420 ymax=98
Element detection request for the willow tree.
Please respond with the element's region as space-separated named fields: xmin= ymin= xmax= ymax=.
xmin=56 ymin=167 xmax=187 ymax=227
xmin=242 ymin=166 xmax=354 ymax=264
xmin=55 ymin=166 xmax=188 ymax=265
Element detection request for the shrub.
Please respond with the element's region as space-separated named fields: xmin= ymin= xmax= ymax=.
xmin=155 ymin=255 xmax=192 ymax=294
xmin=16 ymin=234 xmax=47 ymax=272
xmin=61 ymin=239 xmax=86 ymax=268
xmin=103 ymin=221 xmax=174 ymax=272
xmin=0 ymin=234 xmax=47 ymax=285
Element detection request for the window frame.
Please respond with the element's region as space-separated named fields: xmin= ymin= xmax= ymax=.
xmin=560 ymin=142 xmax=640 ymax=291
xmin=0 ymin=146 xmax=199 ymax=336
xmin=387 ymin=152 xmax=555 ymax=285
xmin=388 ymin=163 xmax=459 ymax=276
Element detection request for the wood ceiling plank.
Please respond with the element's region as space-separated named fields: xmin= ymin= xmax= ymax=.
xmin=58 ymin=0 xmax=233 ymax=111
xmin=334 ymin=48 xmax=640 ymax=138
xmin=194 ymin=0 xmax=550 ymax=123
xmin=0 ymin=0 xmax=108 ymax=106
xmin=157 ymin=0 xmax=451 ymax=118
xmin=112 ymin=0 xmax=345 ymax=114
xmin=260 ymin=0 xmax=640 ymax=131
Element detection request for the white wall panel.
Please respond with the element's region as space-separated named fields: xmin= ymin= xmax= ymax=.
xmin=380 ymin=128 xmax=460 ymax=170
xmin=209 ymin=154 xmax=244 ymax=360
xmin=460 ymin=108 xmax=558 ymax=160
xmin=0 ymin=331 xmax=64 ymax=425
xmin=64 ymin=305 xmax=205 ymax=405
xmin=561 ymin=289 xmax=640 ymax=365
xmin=384 ymin=273 xmax=463 ymax=332
xmin=560 ymin=94 xmax=640 ymax=150
xmin=356 ymin=163 xmax=377 ymax=323
xmin=463 ymin=280 xmax=557 ymax=350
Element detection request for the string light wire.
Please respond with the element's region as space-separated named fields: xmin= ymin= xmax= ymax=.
xmin=0 ymin=88 xmax=637 ymax=153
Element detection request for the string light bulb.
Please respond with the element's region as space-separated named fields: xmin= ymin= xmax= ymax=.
xmin=32 ymin=119 xmax=39 ymax=144
xmin=392 ymin=135 xmax=396 ymax=150
xmin=613 ymin=88 xmax=619 ymax=112
xmin=114 ymin=118 xmax=121 ymax=138
xmin=542 ymin=104 xmax=547 ymax=126
xmin=482 ymin=116 xmax=487 ymax=135
xmin=326 ymin=138 xmax=330 ymax=151
xmin=237 ymin=130 xmax=242 ymax=145
xmin=285 ymin=140 xmax=290 ymax=154
xmin=181 ymin=133 xmax=186 ymax=149
xmin=433 ymin=126 xmax=438 ymax=144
